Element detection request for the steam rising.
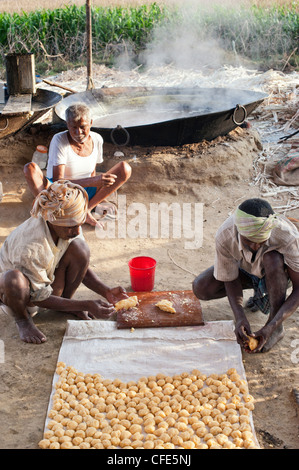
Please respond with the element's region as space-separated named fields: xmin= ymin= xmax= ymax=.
xmin=139 ymin=16 xmax=226 ymax=71
xmin=115 ymin=0 xmax=245 ymax=72
xmin=55 ymin=0 xmax=267 ymax=142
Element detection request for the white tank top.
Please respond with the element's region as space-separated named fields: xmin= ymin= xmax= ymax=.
xmin=46 ymin=130 xmax=104 ymax=180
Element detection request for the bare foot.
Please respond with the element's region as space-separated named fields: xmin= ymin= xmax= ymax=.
xmin=16 ymin=317 xmax=47 ymax=344
xmin=94 ymin=202 xmax=118 ymax=220
xmin=85 ymin=211 xmax=104 ymax=229
xmin=262 ymin=326 xmax=284 ymax=352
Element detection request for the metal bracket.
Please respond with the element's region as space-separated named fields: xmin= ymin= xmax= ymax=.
xmin=0 ymin=117 xmax=9 ymax=131
xmin=232 ymin=104 xmax=247 ymax=126
xmin=110 ymin=125 xmax=130 ymax=146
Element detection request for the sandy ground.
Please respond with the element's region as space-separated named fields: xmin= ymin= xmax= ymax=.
xmin=0 ymin=66 xmax=298 ymax=450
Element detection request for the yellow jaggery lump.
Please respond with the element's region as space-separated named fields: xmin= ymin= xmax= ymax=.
xmin=49 ymin=442 xmax=60 ymax=449
xmin=40 ymin=364 xmax=257 ymax=449
xmin=155 ymin=299 xmax=176 ymax=314
xmin=38 ymin=439 xmax=51 ymax=449
xmin=114 ymin=296 xmax=138 ymax=311
xmin=245 ymin=335 xmax=259 ymax=351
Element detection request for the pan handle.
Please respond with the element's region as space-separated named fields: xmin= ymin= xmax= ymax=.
xmin=110 ymin=125 xmax=130 ymax=146
xmin=232 ymin=104 xmax=247 ymax=126
xmin=0 ymin=117 xmax=9 ymax=131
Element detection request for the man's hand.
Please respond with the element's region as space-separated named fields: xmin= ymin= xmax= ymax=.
xmin=248 ymin=324 xmax=273 ymax=353
xmin=88 ymin=299 xmax=116 ymax=319
xmin=105 ymin=286 xmax=128 ymax=305
xmin=234 ymin=319 xmax=253 ymax=349
xmin=96 ymin=173 xmax=117 ymax=188
xmin=224 ymin=278 xmax=254 ymax=351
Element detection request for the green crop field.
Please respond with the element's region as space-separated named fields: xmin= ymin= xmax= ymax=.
xmin=0 ymin=1 xmax=297 ymax=76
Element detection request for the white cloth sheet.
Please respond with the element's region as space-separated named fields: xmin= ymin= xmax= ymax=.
xmin=57 ymin=320 xmax=244 ymax=380
xmin=44 ymin=319 xmax=259 ymax=447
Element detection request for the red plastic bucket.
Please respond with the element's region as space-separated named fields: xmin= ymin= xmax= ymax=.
xmin=128 ymin=256 xmax=157 ymax=292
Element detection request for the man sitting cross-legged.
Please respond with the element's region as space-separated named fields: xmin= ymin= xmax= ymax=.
xmin=24 ymin=103 xmax=132 ymax=227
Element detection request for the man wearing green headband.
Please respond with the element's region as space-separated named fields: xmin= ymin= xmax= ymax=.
xmin=193 ymin=198 xmax=299 ymax=353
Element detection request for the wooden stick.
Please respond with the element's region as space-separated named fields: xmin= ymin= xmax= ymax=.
xmin=42 ymin=79 xmax=77 ymax=94
xmin=281 ymin=47 xmax=297 ymax=72
xmin=86 ymin=0 xmax=94 ymax=90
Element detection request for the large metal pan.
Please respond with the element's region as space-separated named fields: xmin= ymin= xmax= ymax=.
xmin=54 ymin=86 xmax=267 ymax=146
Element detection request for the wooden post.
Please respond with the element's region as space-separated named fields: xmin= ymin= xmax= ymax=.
xmin=5 ymin=53 xmax=36 ymax=96
xmin=86 ymin=0 xmax=94 ymax=90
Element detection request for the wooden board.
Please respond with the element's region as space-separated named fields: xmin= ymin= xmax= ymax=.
xmin=1 ymin=94 xmax=32 ymax=115
xmin=5 ymin=53 xmax=36 ymax=95
xmin=117 ymin=290 xmax=204 ymax=329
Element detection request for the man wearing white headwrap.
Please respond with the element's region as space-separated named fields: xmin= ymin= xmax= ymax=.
xmin=0 ymin=180 xmax=128 ymax=344
xmin=31 ymin=179 xmax=89 ymax=227
xmin=193 ymin=198 xmax=299 ymax=353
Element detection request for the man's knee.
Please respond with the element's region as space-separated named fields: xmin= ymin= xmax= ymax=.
xmin=263 ymin=251 xmax=285 ymax=274
xmin=192 ymin=277 xmax=205 ymax=300
xmin=119 ymin=161 xmax=132 ymax=182
xmin=23 ymin=162 xmax=37 ymax=179
xmin=3 ymin=269 xmax=30 ymax=299
xmin=192 ymin=266 xmax=225 ymax=301
xmin=192 ymin=272 xmax=212 ymax=301
xmin=193 ymin=281 xmax=210 ymax=301
xmin=67 ymin=238 xmax=90 ymax=267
